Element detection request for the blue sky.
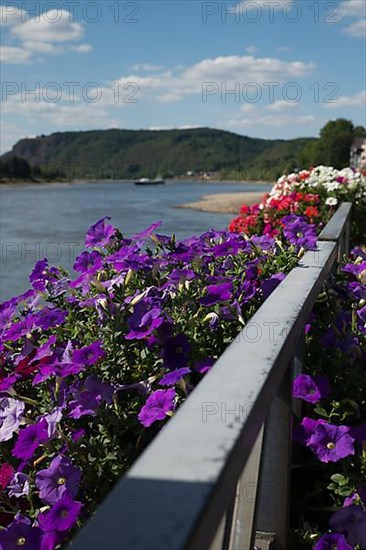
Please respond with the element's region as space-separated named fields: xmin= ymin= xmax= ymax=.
xmin=1 ymin=0 xmax=365 ymax=153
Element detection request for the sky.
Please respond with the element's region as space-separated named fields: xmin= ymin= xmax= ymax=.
xmin=1 ymin=0 xmax=365 ymax=153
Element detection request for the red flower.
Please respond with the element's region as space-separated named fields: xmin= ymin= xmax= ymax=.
xmin=304 ymin=206 xmax=319 ymax=219
xmin=0 ymin=463 xmax=14 ymax=490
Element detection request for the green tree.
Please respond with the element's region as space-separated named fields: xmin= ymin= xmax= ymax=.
xmin=301 ymin=119 xmax=366 ymax=169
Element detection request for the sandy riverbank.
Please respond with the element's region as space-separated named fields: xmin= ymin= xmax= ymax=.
xmin=177 ymin=191 xmax=265 ymax=214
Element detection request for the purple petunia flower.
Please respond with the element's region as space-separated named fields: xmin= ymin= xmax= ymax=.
xmin=8 ymin=472 xmax=30 ymax=498
xmin=32 ymin=307 xmax=67 ymax=331
xmin=132 ymin=221 xmax=163 ymax=241
xmin=342 ymin=261 xmax=366 ymax=277
xmin=41 ymin=407 xmax=63 ymax=438
xmin=282 ymin=215 xmax=317 ymax=250
xmin=261 ymin=272 xmax=286 ymax=299
xmin=159 ymin=367 xmax=191 ymax=386
xmin=329 ymin=504 xmax=366 ymax=548
xmin=201 ymin=282 xmax=233 ymax=306
xmin=304 ymin=420 xmax=355 ymax=463
xmin=72 ymin=341 xmax=106 ymax=366
xmin=68 ymin=391 xmax=100 ymax=419
xmin=0 ymin=515 xmax=42 ymax=550
xmin=162 ymin=334 xmax=191 ymax=369
xmin=73 ymin=250 xmax=103 ymax=274
xmin=29 ymin=258 xmax=49 ymax=291
xmin=251 ymin=234 xmax=275 ymax=252
xmin=125 ymin=301 xmax=164 ymax=340
xmin=194 ymin=357 xmax=215 ymax=374
xmin=138 ymin=389 xmax=176 ymax=427
xmin=0 ymin=397 xmax=25 ymax=442
xmin=293 ymin=374 xmax=330 ymax=403
xmin=12 ymin=420 xmax=49 ymax=460
xmin=38 ymin=493 xmax=83 ymax=533
xmin=36 ymin=455 xmax=81 ymax=504
xmin=313 ymin=533 xmax=353 ymax=550
xmin=85 ymin=216 xmax=116 ymax=248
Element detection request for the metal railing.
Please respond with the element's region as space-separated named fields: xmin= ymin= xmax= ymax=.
xmin=70 ymin=203 xmax=352 ymax=550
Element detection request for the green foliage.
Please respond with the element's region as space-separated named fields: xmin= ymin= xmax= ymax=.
xmin=0 ymin=128 xmax=314 ymax=181
xmin=301 ymin=119 xmax=366 ymax=169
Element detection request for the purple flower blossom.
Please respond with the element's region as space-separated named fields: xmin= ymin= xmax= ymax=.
xmin=0 ymin=515 xmax=42 ymax=550
xmin=329 ymin=504 xmax=366 ymax=548
xmin=8 ymin=472 xmax=30 ymax=498
xmin=0 ymin=398 xmax=25 ymax=442
xmin=159 ymin=367 xmax=191 ymax=386
xmin=68 ymin=391 xmax=100 ymax=419
xmin=29 ymin=258 xmax=49 ymax=291
xmin=41 ymin=407 xmax=63 ymax=438
xmin=313 ymin=533 xmax=353 ymax=550
xmin=132 ymin=221 xmax=163 ymax=240
xmin=251 ymin=234 xmax=275 ymax=252
xmin=261 ymin=272 xmax=286 ymax=299
xmin=342 ymin=261 xmax=366 ymax=277
xmin=138 ymin=389 xmax=176 ymax=427
xmin=194 ymin=357 xmax=215 ymax=374
xmin=73 ymin=250 xmax=103 ymax=273
xmin=304 ymin=420 xmax=355 ymax=463
xmin=68 ymin=377 xmax=113 ymax=419
xmin=38 ymin=493 xmax=83 ymax=532
xmin=36 ymin=456 xmax=81 ymax=504
xmin=282 ymin=215 xmax=317 ymax=250
xmin=84 ymin=375 xmax=114 ymax=403
xmin=12 ymin=420 xmax=49 ymax=460
xmin=32 ymin=336 xmax=57 ymax=363
xmin=32 ymin=307 xmax=67 ymax=331
xmin=162 ymin=334 xmax=191 ymax=369
xmin=293 ymin=374 xmax=330 ymax=403
xmin=72 ymin=341 xmax=106 ymax=366
xmin=201 ymin=282 xmax=233 ymax=306
xmin=125 ymin=301 xmax=164 ymax=340
xmin=85 ymin=216 xmax=116 ymax=248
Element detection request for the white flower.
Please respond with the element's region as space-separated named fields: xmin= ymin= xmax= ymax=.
xmin=325 ymin=197 xmax=338 ymax=206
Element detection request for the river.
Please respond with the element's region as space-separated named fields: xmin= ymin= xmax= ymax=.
xmin=0 ymin=180 xmax=271 ymax=301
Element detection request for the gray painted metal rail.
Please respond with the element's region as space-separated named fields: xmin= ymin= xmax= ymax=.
xmin=70 ymin=205 xmax=351 ymax=550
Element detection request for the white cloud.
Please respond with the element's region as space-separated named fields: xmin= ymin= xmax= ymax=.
xmin=111 ymin=54 xmax=314 ymax=104
xmin=339 ymin=0 xmax=366 ymax=18
xmin=2 ymin=99 xmax=117 ymax=129
xmin=22 ymin=41 xmax=58 ymax=53
xmin=324 ymin=90 xmax=366 ymax=108
xmin=245 ymin=46 xmax=258 ymax=54
xmin=11 ymin=10 xmax=84 ymax=42
xmin=0 ymin=46 xmax=33 ymax=63
xmin=343 ymin=19 xmax=366 ymax=37
xmin=265 ymin=100 xmax=300 ymax=111
xmin=240 ymin=104 xmax=257 ymax=113
xmin=0 ymin=4 xmax=26 ymax=26
xmin=90 ymin=54 xmax=314 ymax=108
xmin=2 ymin=8 xmax=92 ymax=63
xmin=227 ymin=112 xmax=316 ymax=129
xmin=132 ymin=63 xmax=165 ymax=72
xmin=70 ymin=44 xmax=93 ymax=53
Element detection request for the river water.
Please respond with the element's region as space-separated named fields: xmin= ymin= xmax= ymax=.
xmin=0 ymin=180 xmax=271 ymax=302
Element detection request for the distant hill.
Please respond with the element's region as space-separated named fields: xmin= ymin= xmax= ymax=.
xmin=1 ymin=127 xmax=314 ymax=181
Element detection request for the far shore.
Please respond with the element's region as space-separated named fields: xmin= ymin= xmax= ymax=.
xmin=177 ymin=191 xmax=265 ymax=214
xmin=0 ymin=178 xmax=272 ymax=187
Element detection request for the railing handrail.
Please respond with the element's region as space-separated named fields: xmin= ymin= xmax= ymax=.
xmin=70 ymin=204 xmax=352 ymax=550
xmin=318 ymin=202 xmax=352 ymax=241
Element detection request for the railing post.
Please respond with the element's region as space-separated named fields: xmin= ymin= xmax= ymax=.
xmin=254 ymin=365 xmax=292 ymax=550
xmin=225 ymin=426 xmax=265 ymax=550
